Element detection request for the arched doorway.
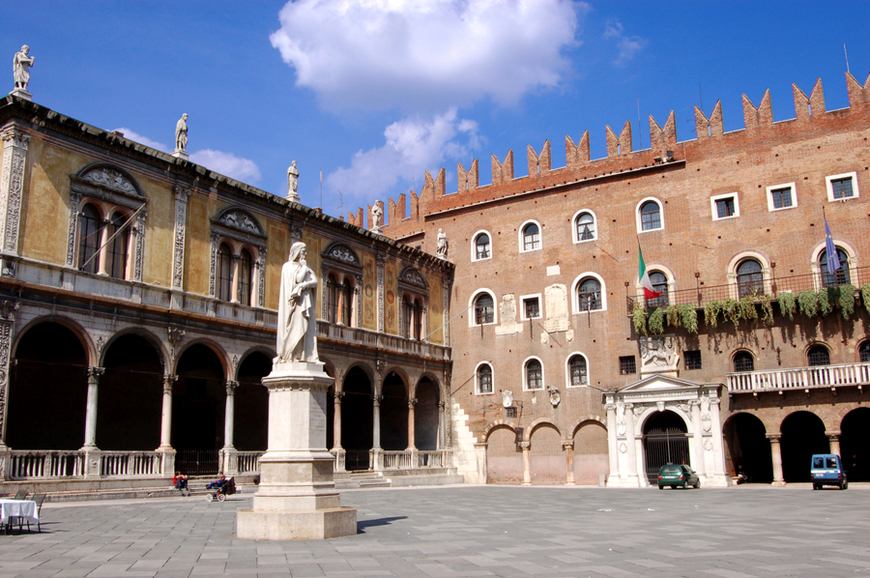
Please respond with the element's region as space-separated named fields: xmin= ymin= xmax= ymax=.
xmin=234 ymin=351 xmax=270 ymax=452
xmin=573 ymin=421 xmax=608 ymax=485
xmin=98 ymin=333 xmax=163 ymax=450
xmin=415 ymin=378 xmax=439 ymax=451
xmin=8 ymin=321 xmax=88 ymax=450
xmin=780 ymin=411 xmax=828 ymax=482
xmin=840 ymin=408 xmax=870 ymax=481
xmin=486 ymin=426 xmax=522 ymax=484
xmin=380 ymin=371 xmax=408 ymax=451
xmin=529 ymin=423 xmax=563 ymax=485
xmin=173 ymin=344 xmax=226 ymax=475
xmin=341 ymin=366 xmax=373 ymax=470
xmin=643 ymin=410 xmax=690 ymax=484
xmin=723 ymin=413 xmax=772 ymax=483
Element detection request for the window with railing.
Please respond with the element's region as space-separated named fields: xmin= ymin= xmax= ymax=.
xmin=808 ymin=345 xmax=830 ymax=367
xmin=820 ymin=248 xmax=850 ymax=287
xmin=860 ymin=341 xmax=870 ymax=363
xmin=646 ymin=271 xmax=669 ymax=308
xmin=619 ymin=355 xmax=636 ymax=375
xmin=736 ymin=259 xmax=763 ymax=297
xmin=685 ymin=350 xmax=702 ymax=370
xmin=733 ymin=351 xmax=754 ymax=372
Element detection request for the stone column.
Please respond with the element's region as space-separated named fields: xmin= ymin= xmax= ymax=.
xmin=438 ymin=401 xmax=446 ymax=450
xmin=605 ymin=403 xmax=619 ymax=484
xmin=407 ymin=398 xmax=417 ymax=451
xmin=624 ymin=404 xmax=640 ymax=484
xmin=768 ymin=434 xmax=785 ymax=487
xmin=828 ymin=431 xmax=841 ymax=456
xmin=236 ymin=361 xmax=357 ymax=540
xmin=97 ymin=221 xmax=110 ymax=275
xmin=563 ymin=440 xmax=575 ymax=486
xmin=157 ymin=375 xmax=176 ymax=450
xmin=521 ymin=440 xmax=531 ymax=486
xmin=222 ymin=380 xmax=238 ymax=474
xmin=332 ymin=391 xmax=344 ymax=451
xmin=0 ymin=300 xmax=17 ymax=479
xmin=690 ymin=400 xmax=706 ymax=477
xmin=230 ymin=255 xmax=241 ymax=303
xmin=82 ymin=367 xmax=104 ymax=478
xmin=371 ymin=394 xmax=384 ymax=471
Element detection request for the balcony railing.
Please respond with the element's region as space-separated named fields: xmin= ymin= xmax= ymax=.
xmin=727 ymin=361 xmax=870 ymax=394
xmin=627 ymin=266 xmax=870 ymax=313
xmin=101 ymin=451 xmax=164 ymax=477
xmin=382 ymin=450 xmax=450 ymax=469
xmin=317 ymin=321 xmax=451 ymax=360
xmin=9 ymin=451 xmax=85 ymax=479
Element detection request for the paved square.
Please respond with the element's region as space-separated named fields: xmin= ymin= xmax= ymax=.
xmin=2 ymin=485 xmax=870 ymax=577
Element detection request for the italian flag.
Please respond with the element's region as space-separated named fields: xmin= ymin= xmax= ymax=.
xmin=638 ymin=245 xmax=662 ymax=299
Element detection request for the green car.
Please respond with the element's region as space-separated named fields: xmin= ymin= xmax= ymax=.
xmin=657 ymin=464 xmax=700 ymax=489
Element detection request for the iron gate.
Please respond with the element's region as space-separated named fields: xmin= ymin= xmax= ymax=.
xmin=176 ymin=449 xmax=220 ymax=476
xmin=644 ymin=428 xmax=690 ymax=484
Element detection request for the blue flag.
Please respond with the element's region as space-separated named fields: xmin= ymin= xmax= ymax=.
xmin=825 ymin=217 xmax=841 ymax=272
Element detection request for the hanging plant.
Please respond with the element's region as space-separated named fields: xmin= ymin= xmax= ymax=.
xmin=738 ymin=295 xmax=758 ymax=323
xmin=778 ymin=291 xmax=796 ymax=320
xmin=704 ymin=300 xmax=720 ymax=327
xmin=861 ymin=283 xmax=870 ymax=316
xmin=721 ymin=298 xmax=740 ymax=329
xmin=648 ymin=307 xmax=665 ymax=335
xmin=839 ymin=284 xmax=856 ymax=321
xmin=632 ymin=304 xmax=647 ymax=336
xmin=678 ymin=304 xmax=699 ymax=335
xmin=818 ymin=287 xmax=833 ymax=317
xmin=666 ymin=305 xmax=681 ymax=328
xmin=797 ymin=290 xmax=818 ymax=318
xmin=759 ymin=293 xmax=775 ymax=326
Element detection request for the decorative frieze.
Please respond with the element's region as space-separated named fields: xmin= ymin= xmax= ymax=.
xmin=0 ymin=128 xmax=30 ymax=260
xmin=171 ymin=187 xmax=191 ymax=289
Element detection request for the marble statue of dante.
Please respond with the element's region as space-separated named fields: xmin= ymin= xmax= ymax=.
xmin=276 ymin=241 xmax=319 ymax=364
xmin=175 ymin=113 xmax=189 ymax=152
xmin=371 ymin=202 xmax=382 ymax=229
xmin=13 ymin=45 xmax=34 ymax=90
xmin=436 ymin=228 xmax=448 ymax=258
xmin=287 ymin=161 xmax=299 ymax=197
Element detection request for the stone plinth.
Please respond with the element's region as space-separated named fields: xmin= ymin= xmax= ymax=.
xmin=236 ymin=361 xmax=357 ymax=540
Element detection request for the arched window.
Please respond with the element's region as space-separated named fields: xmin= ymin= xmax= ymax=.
xmin=733 ymin=351 xmax=754 ymax=373
xmin=820 ymin=247 xmax=850 ymax=287
xmin=578 ymin=278 xmax=602 ymax=311
xmin=474 ymin=293 xmax=494 ymax=325
xmin=640 ymin=201 xmax=662 ymax=231
xmin=575 ymin=212 xmax=596 ymax=242
xmin=327 ymin=273 xmax=339 ymax=323
xmin=106 ymin=212 xmax=129 ymax=279
xmin=474 ymin=232 xmax=491 ymax=260
xmin=78 ymin=204 xmax=101 ymax=275
xmin=522 ymin=222 xmax=541 ymax=252
xmin=237 ymin=249 xmax=253 ymax=306
xmin=736 ymin=259 xmax=763 ymax=298
xmin=525 ymin=359 xmax=543 ymax=390
xmin=808 ymin=345 xmax=830 ymax=367
xmin=217 ymin=243 xmax=233 ymax=302
xmin=477 ymin=363 xmax=493 ymax=394
xmin=647 ymin=271 xmax=669 ymax=307
xmin=568 ymin=354 xmax=588 ymax=387
xmin=860 ymin=341 xmax=870 ymax=363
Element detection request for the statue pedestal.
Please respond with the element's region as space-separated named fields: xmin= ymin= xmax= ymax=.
xmin=10 ymin=88 xmax=31 ymax=101
xmin=237 ymin=362 xmax=357 ymax=540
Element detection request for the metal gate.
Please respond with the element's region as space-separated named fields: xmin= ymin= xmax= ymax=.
xmin=345 ymin=450 xmax=370 ymax=471
xmin=176 ymin=449 xmax=220 ymax=476
xmin=644 ymin=428 xmax=690 ymax=484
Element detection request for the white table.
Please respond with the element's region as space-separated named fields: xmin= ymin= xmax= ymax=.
xmin=0 ymin=499 xmax=38 ymax=529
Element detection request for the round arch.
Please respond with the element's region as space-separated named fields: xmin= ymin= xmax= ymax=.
xmin=471 ymin=229 xmax=493 ymax=261
xmin=172 ymin=338 xmax=231 ymax=378
xmin=840 ymin=407 xmax=870 ymax=481
xmin=234 ymin=349 xmax=271 ymax=452
xmin=780 ymin=410 xmax=828 ymax=482
xmin=468 ymin=288 xmax=497 ymax=326
xmin=641 ymin=409 xmax=691 ymax=484
xmin=13 ymin=315 xmax=95 ymax=367
xmin=485 ymin=424 xmax=522 ymax=484
xmin=99 ymin=326 xmax=168 ymax=369
xmin=234 ymin=345 xmax=275 ymax=382
xmin=572 ymin=418 xmax=608 ymax=485
xmin=414 ymin=376 xmax=441 ymax=451
xmin=722 ymin=412 xmax=772 ymax=483
xmin=570 ymin=272 xmax=607 ymax=313
xmin=528 ymin=421 xmax=563 ymax=485
xmin=380 ymin=370 xmax=409 ymax=451
xmin=342 ymin=365 xmax=374 ymax=470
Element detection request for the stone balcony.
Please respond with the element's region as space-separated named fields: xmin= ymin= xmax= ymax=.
xmin=317 ymin=321 xmax=451 ymax=361
xmin=727 ymin=361 xmax=870 ymax=395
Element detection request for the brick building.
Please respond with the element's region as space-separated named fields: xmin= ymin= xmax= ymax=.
xmin=368 ymin=72 xmax=870 ymax=487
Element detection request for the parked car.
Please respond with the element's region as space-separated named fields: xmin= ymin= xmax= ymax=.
xmin=657 ymin=464 xmax=700 ymax=489
xmin=811 ymin=454 xmax=847 ymax=490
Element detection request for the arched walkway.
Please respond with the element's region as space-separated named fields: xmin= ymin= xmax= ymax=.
xmin=840 ymin=408 xmax=870 ymax=481
xmin=529 ymin=424 xmax=562 ymax=485
xmin=486 ymin=426 xmax=522 ymax=484
xmin=342 ymin=367 xmax=373 ymax=470
xmin=234 ymin=352 xmax=270 ymax=451
xmin=573 ymin=421 xmax=608 ymax=485
xmin=415 ymin=378 xmax=439 ymax=450
xmin=642 ymin=410 xmax=689 ymax=484
xmin=172 ymin=344 xmax=226 ymax=475
xmin=781 ymin=411 xmax=828 ymax=483
xmin=98 ymin=334 xmax=163 ymax=450
xmin=723 ymin=413 xmax=772 ymax=483
xmin=8 ymin=322 xmax=88 ymax=450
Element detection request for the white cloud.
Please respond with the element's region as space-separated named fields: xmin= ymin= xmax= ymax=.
xmin=326 ymin=108 xmax=480 ymax=209
xmin=112 ymin=128 xmax=170 ymax=153
xmin=603 ymin=21 xmax=646 ymax=66
xmin=270 ymin=0 xmax=583 ymax=111
xmin=190 ymin=150 xmax=262 ymax=183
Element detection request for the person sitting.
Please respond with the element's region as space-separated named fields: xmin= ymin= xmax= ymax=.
xmin=174 ymin=471 xmax=190 ymax=496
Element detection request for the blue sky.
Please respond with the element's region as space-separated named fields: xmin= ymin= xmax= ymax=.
xmin=4 ymin=1 xmax=869 ymax=222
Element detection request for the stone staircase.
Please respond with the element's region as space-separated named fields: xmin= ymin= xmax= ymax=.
xmin=452 ymin=402 xmax=484 ymax=484
xmin=334 ymin=471 xmax=391 ymax=489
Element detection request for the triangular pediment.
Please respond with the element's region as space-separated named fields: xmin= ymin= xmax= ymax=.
xmin=617 ymin=374 xmax=711 ymax=394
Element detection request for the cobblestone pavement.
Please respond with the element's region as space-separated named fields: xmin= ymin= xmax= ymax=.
xmin=2 ymin=484 xmax=870 ymax=577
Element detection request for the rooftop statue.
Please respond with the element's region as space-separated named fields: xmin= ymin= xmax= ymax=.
xmin=371 ymin=202 xmax=383 ymax=233
xmin=287 ymin=161 xmax=299 ymax=201
xmin=175 ymin=113 xmax=189 ymax=153
xmin=436 ymin=228 xmax=448 ymax=259
xmin=13 ymin=45 xmax=34 ymax=91
xmin=276 ymin=241 xmax=319 ymax=364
